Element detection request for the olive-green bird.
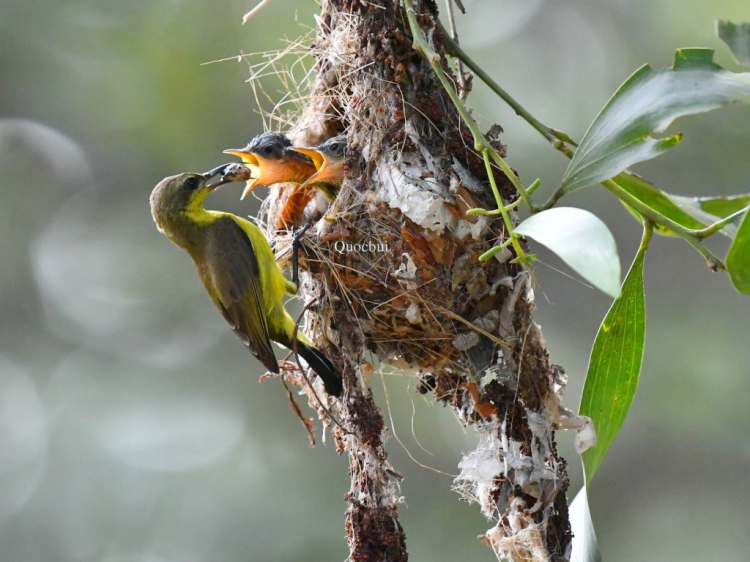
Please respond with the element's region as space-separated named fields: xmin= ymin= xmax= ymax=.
xmin=150 ymin=167 xmax=343 ymax=396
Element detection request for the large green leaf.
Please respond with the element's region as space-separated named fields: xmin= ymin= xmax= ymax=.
xmin=561 ymin=49 xmax=750 ymax=193
xmin=727 ymin=210 xmax=750 ymax=294
xmin=570 ymin=487 xmax=602 ymax=562
xmin=717 ymin=20 xmax=750 ymax=67
xmin=689 ymin=193 xmax=750 ymax=217
xmin=613 ymin=173 xmax=749 ymax=239
xmin=612 ymin=173 xmax=703 ymax=236
xmin=669 ymin=193 xmax=750 ymax=239
xmin=579 ymin=225 xmax=649 ymax=481
xmin=515 ymin=207 xmax=621 ymax=298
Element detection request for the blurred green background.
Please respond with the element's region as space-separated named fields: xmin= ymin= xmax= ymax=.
xmin=1 ymin=0 xmax=748 ymax=560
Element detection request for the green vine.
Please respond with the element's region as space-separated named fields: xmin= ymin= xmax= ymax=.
xmin=404 ymin=0 xmax=538 ymax=265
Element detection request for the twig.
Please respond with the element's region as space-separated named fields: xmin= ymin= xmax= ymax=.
xmin=444 ymin=0 xmax=467 ymax=101
xmin=290 ymin=299 xmax=350 ymax=435
xmin=440 ymin=27 xmax=577 ymax=155
xmin=404 ymin=0 xmax=537 ymax=264
xmin=281 ymin=377 xmax=316 ymax=446
xmin=242 ymin=0 xmax=273 ymax=24
xmin=481 ymin=149 xmax=530 ymax=263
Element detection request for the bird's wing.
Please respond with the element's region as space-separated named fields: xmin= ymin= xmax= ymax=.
xmin=205 ymin=217 xmax=278 ymax=372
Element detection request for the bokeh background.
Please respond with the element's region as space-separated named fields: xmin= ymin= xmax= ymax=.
xmin=1 ymin=0 xmax=749 ymax=560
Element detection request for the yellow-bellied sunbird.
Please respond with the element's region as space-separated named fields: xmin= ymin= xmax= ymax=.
xmin=279 ymin=136 xmax=347 ymax=228
xmin=223 ymin=132 xmax=318 ymax=201
xmin=149 ymin=166 xmax=343 ymax=396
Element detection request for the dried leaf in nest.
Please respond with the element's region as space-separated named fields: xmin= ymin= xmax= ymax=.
xmin=445 ymin=185 xmax=482 ymax=224
xmin=453 ymin=331 xmax=480 ymax=351
xmin=422 ymin=228 xmax=457 ymax=266
xmin=451 ymin=253 xmax=489 ymax=300
xmin=400 ymin=221 xmax=436 ymax=268
xmin=337 ymin=271 xmax=376 ymax=292
xmin=404 ymin=301 xmax=422 ymax=325
xmin=389 ymin=294 xmax=408 ymax=310
xmin=467 ymin=381 xmax=499 ymax=420
xmin=485 ymin=124 xmax=507 ymax=157
xmin=319 ymin=223 xmax=351 ymax=242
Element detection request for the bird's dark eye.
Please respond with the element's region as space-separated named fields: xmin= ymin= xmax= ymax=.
xmin=263 ymin=145 xmax=274 ymax=156
xmin=184 ymin=176 xmax=199 ymax=190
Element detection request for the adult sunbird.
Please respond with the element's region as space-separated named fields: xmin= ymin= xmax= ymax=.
xmin=149 ymin=167 xmax=343 ymax=396
xmin=279 ymin=135 xmax=347 ymax=227
xmin=223 ymin=132 xmax=317 ymax=201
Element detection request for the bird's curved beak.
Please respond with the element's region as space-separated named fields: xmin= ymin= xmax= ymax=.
xmin=293 ymin=148 xmax=344 ymax=189
xmin=223 ymin=149 xmax=260 ymax=168
xmin=290 ymin=147 xmax=326 ymax=170
xmin=202 ymin=164 xmax=232 ymax=191
xmin=203 ymin=164 xmax=232 ymax=180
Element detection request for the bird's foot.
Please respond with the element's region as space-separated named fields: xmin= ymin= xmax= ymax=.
xmin=291 ymin=223 xmax=311 ymax=246
xmin=291 ymin=223 xmax=311 ymax=287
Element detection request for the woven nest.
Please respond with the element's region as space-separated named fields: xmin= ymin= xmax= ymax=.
xmin=247 ymin=2 xmax=572 ymax=559
xmin=290 ymin=192 xmax=518 ymax=375
xmin=247 ymin=5 xmax=542 ymax=412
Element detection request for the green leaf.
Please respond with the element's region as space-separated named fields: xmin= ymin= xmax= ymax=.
xmin=561 ymin=49 xmax=750 ymax=193
xmin=613 ymin=173 xmax=749 ymax=239
xmin=717 ymin=20 xmax=750 ymax=67
xmin=669 ymin=193 xmax=750 ymax=239
xmin=570 ymin=487 xmax=602 ymax=562
xmin=727 ymin=210 xmax=750 ymax=294
xmin=690 ymin=194 xmax=750 ymax=216
xmin=515 ymin=207 xmax=621 ymax=298
xmin=612 ymin=173 xmax=704 ymax=235
xmin=579 ymin=224 xmax=650 ymax=481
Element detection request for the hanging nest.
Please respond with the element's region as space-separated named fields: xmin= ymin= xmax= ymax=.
xmin=249 ymin=1 xmax=573 ymax=560
xmin=257 ymin=8 xmax=555 ymax=415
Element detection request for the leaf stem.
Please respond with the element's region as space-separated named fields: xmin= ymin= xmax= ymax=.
xmin=439 ymin=25 xmax=577 ymax=154
xmin=482 ymin=149 xmax=530 ymax=263
xmin=603 ymin=179 xmax=725 ymax=271
xmin=404 ymin=0 xmax=537 ymax=212
xmin=478 ymin=237 xmax=514 ymax=262
xmin=690 ymin=206 xmax=748 ymax=238
xmin=639 ymin=219 xmax=654 ymax=256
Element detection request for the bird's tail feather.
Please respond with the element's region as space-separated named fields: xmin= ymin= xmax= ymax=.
xmin=295 ymin=341 xmax=343 ymax=397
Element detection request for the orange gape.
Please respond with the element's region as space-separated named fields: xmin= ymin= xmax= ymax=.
xmin=277 ymin=185 xmax=316 ymax=230
xmin=274 ymin=135 xmax=346 ymax=230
